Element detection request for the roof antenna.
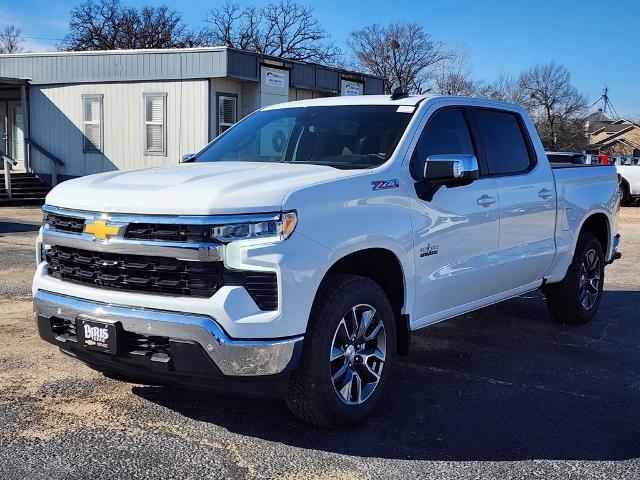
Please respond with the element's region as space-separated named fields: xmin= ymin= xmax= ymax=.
xmin=390 ymin=87 xmax=409 ymax=100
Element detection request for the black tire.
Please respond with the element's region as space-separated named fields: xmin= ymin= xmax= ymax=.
xmin=285 ymin=273 xmax=396 ymax=428
xmin=544 ymin=232 xmax=605 ymax=325
xmin=619 ymin=181 xmax=630 ymax=206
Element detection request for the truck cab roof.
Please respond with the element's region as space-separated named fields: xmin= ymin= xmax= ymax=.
xmin=262 ymin=94 xmax=524 ymax=113
xmin=262 ymin=94 xmax=432 ymax=110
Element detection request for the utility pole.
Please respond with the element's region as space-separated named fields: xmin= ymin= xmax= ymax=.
xmin=602 ymin=86 xmax=609 ymax=114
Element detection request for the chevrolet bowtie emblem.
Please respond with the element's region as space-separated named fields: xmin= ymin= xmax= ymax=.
xmin=84 ymin=220 xmax=123 ymax=240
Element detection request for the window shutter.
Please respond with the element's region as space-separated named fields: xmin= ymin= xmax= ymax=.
xmin=83 ymin=96 xmax=103 ymax=152
xmin=144 ymin=94 xmax=166 ymax=154
xmin=85 ymin=124 xmax=101 ymax=150
xmin=146 ymin=96 xmax=164 ymax=124
xmin=218 ymin=96 xmax=237 ymax=134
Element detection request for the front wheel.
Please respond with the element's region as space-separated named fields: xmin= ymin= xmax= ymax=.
xmin=285 ymin=274 xmax=396 ymax=428
xmin=544 ymin=232 xmax=605 ymax=325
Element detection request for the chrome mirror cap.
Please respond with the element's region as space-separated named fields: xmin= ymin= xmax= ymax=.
xmin=422 ymin=154 xmax=480 ymax=182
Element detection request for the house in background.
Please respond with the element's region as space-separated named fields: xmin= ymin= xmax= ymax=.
xmin=585 ymin=111 xmax=640 ymax=157
xmin=0 ymin=47 xmax=383 ymax=191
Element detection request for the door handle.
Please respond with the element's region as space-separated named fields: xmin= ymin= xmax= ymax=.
xmin=477 ymin=194 xmax=496 ymax=207
xmin=538 ymin=188 xmax=553 ymax=199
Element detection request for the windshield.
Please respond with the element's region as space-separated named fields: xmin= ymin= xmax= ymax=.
xmin=193 ymin=105 xmax=413 ymax=169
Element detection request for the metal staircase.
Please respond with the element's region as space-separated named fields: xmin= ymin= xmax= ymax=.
xmin=0 ymin=171 xmax=50 ymax=206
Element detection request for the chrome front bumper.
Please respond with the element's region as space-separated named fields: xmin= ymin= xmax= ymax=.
xmin=33 ymin=290 xmax=303 ymax=376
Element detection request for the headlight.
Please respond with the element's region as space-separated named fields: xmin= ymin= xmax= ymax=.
xmin=212 ymin=211 xmax=297 ymax=243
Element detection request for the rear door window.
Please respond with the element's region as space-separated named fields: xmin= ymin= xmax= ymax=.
xmin=474 ymin=109 xmax=534 ymax=175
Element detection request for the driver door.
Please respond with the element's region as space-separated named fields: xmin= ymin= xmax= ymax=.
xmin=407 ymin=107 xmax=501 ymax=328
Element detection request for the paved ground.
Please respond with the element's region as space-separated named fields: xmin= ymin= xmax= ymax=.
xmin=1 ymin=207 xmax=639 ymax=479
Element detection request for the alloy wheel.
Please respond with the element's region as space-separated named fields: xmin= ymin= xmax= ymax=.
xmin=579 ymin=248 xmax=601 ymax=310
xmin=329 ymin=304 xmax=387 ymax=405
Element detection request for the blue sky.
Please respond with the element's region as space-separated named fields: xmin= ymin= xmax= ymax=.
xmin=2 ymin=0 xmax=639 ymax=117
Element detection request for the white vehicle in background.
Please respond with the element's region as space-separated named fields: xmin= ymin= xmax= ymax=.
xmin=616 ymin=162 xmax=640 ymax=205
xmin=33 ymin=94 xmax=621 ymax=427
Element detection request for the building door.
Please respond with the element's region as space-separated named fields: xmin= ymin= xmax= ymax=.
xmin=7 ymin=101 xmax=25 ymax=171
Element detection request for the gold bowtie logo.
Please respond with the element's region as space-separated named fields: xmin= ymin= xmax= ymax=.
xmin=84 ymin=221 xmax=123 ymax=240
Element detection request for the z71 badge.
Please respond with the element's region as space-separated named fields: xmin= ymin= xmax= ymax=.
xmin=372 ymin=179 xmax=400 ymax=191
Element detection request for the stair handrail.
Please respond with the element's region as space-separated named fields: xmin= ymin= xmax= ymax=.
xmin=2 ymin=154 xmax=18 ymax=199
xmin=26 ymin=138 xmax=64 ymax=186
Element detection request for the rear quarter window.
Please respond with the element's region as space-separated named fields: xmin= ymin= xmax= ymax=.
xmin=475 ymin=109 xmax=534 ymax=175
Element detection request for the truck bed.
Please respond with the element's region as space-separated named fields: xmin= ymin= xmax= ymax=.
xmin=550 ymin=163 xmax=609 ymax=169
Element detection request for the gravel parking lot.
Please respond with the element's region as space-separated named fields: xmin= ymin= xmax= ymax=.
xmin=1 ymin=207 xmax=639 ymax=479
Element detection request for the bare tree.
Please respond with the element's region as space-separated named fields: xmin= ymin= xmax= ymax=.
xmin=433 ymin=48 xmax=478 ymax=96
xmin=0 ymin=25 xmax=25 ymax=54
xmin=348 ymin=22 xmax=449 ymax=94
xmin=59 ymin=0 xmax=203 ymax=51
xmin=477 ymin=73 xmax=531 ymax=106
xmin=517 ymin=62 xmax=588 ymax=150
xmin=204 ymin=1 xmax=340 ymax=65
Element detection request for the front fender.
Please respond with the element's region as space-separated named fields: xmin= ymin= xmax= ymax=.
xmin=283 ymin=172 xmax=415 ymax=318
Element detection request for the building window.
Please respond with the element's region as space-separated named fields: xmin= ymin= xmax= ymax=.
xmin=218 ymin=94 xmax=237 ymax=136
xmin=144 ymin=93 xmax=167 ymax=155
xmin=82 ymin=95 xmax=103 ymax=152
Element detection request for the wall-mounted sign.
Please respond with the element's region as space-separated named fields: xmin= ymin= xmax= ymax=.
xmin=341 ymin=80 xmax=363 ymax=96
xmin=264 ymin=68 xmax=287 ymax=89
xmin=261 ymin=66 xmax=290 ymax=107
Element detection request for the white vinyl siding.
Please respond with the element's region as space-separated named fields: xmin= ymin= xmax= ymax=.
xmin=29 ymin=80 xmax=208 ymax=178
xmin=218 ymin=95 xmax=237 ymax=135
xmin=82 ymin=95 xmax=103 ymax=152
xmin=144 ymin=93 xmax=167 ymax=155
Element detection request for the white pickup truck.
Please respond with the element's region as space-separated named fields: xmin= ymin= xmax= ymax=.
xmin=33 ymin=94 xmax=621 ymax=427
xmin=616 ymin=163 xmax=640 ymax=205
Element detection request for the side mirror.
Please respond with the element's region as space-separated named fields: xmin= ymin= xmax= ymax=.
xmin=181 ymin=153 xmax=195 ymax=163
xmin=419 ymin=154 xmax=480 ymax=184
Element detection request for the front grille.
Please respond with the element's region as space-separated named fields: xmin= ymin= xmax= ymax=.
xmin=45 ymin=213 xmax=86 ymax=234
xmin=125 ymin=223 xmax=213 ymax=243
xmin=45 ymin=245 xmax=278 ymax=309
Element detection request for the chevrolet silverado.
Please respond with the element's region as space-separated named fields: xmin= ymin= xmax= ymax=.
xmin=33 ymin=94 xmax=621 ymax=427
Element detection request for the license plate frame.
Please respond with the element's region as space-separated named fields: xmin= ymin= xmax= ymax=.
xmin=76 ymin=316 xmax=119 ymax=354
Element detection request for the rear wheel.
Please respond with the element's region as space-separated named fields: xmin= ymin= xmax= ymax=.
xmin=544 ymin=233 xmax=604 ymax=325
xmin=619 ymin=181 xmax=630 ymax=206
xmin=285 ymin=274 xmax=396 ymax=428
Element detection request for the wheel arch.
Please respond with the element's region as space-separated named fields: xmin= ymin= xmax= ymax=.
xmin=315 ymin=247 xmax=411 ymax=356
xmin=579 ymin=211 xmax=610 ymax=255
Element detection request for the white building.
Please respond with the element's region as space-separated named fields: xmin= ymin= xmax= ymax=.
xmin=0 ymin=47 xmax=383 ymax=186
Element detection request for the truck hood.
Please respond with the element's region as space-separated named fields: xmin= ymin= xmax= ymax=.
xmin=46 ymin=162 xmax=361 ymax=215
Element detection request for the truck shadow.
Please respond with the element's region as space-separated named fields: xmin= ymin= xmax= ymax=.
xmin=0 ymin=221 xmax=40 ymax=235
xmin=134 ymin=290 xmax=640 ymax=461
